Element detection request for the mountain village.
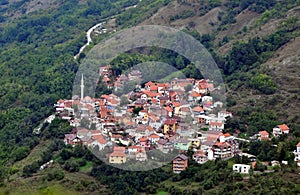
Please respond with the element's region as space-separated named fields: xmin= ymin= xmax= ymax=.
xmin=52 ymin=65 xmax=298 ymax=174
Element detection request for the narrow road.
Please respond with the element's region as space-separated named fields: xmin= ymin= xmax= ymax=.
xmin=73 ymin=2 xmax=140 ymax=59
xmin=74 ymin=22 xmax=104 ymax=59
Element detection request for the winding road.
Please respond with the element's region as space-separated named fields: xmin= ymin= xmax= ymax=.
xmin=73 ymin=2 xmax=141 ymax=59
xmin=74 ymin=22 xmax=105 ymax=59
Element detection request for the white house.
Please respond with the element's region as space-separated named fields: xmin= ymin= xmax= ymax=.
xmin=233 ymin=164 xmax=251 ymax=174
xmin=294 ymin=142 xmax=300 ymax=163
xmin=273 ymin=124 xmax=290 ymax=137
xmin=202 ymin=96 xmax=213 ymax=103
xmin=136 ymin=148 xmax=147 ymax=162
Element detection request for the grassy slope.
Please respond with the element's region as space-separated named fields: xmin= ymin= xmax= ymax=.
xmin=1 ymin=141 xmax=109 ymax=194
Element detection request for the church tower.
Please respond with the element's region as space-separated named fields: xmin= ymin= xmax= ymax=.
xmin=80 ymin=74 xmax=84 ymax=100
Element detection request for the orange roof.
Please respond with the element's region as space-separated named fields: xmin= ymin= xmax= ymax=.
xmin=108 ymin=98 xmax=119 ymax=105
xmin=112 ymin=134 xmax=123 ymax=138
xmin=214 ymin=142 xmax=231 ymax=148
xmin=85 ymin=104 xmax=93 ymax=110
xmin=135 ymin=148 xmax=145 ymax=154
xmin=259 ymin=130 xmax=269 ymax=136
xmin=223 ymin=133 xmax=231 ymax=137
xmin=165 ymin=106 xmax=173 ymax=112
xmin=149 ymin=134 xmax=160 ymax=139
xmin=145 ymin=81 xmax=154 ymax=87
xmin=172 ymin=102 xmax=181 ymax=107
xmin=128 ymin=146 xmax=141 ymax=149
xmin=150 ymin=86 xmax=158 ymax=91
xmin=148 ymin=114 xmax=160 ymax=121
xmin=103 ymin=77 xmax=110 ymax=82
xmin=139 ymin=137 xmax=148 ymax=142
xmin=113 ymin=146 xmax=126 ymax=152
xmin=169 ymin=91 xmax=177 ymax=96
xmin=278 ymin=124 xmax=289 ymax=131
xmin=110 ymin=151 xmax=126 ymax=157
xmin=189 ymin=91 xmax=201 ymax=97
xmin=209 ymin=122 xmax=223 ymax=127
xmin=90 ymin=130 xmax=102 ymax=135
xmin=92 ymin=135 xmax=107 ymax=144
xmin=296 ymin=142 xmax=300 ymax=147
xmin=151 ymin=99 xmax=157 ymax=103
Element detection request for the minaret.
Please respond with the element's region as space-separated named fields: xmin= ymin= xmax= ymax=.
xmin=80 ymin=74 xmax=84 ymax=100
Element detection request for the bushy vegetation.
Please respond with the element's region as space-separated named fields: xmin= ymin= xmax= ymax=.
xmin=0 ymin=0 xmax=142 ymax=183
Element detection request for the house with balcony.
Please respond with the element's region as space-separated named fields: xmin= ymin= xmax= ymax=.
xmin=193 ymin=150 xmax=208 ymax=164
xmin=173 ymin=154 xmax=188 ymax=173
xmin=293 ymin=142 xmax=300 ymax=165
xmin=135 ymin=148 xmax=147 ymax=162
xmin=163 ymin=119 xmax=178 ymax=134
xmin=174 ymin=138 xmax=190 ymax=151
xmin=233 ymin=164 xmax=251 ymax=174
xmin=109 ymin=146 xmax=126 ymax=164
xmin=157 ymin=138 xmax=174 ymax=153
xmin=273 ymin=124 xmax=290 ymax=137
xmin=212 ymin=142 xmax=232 ymax=159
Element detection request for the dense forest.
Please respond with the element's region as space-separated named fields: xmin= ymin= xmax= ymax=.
xmin=0 ymin=0 xmax=299 ymax=194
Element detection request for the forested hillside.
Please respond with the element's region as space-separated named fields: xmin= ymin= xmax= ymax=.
xmin=0 ymin=0 xmax=300 ymax=194
xmin=114 ymin=0 xmax=300 ymax=135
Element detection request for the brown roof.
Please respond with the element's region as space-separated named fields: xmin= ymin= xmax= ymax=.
xmin=174 ymin=154 xmax=188 ymax=161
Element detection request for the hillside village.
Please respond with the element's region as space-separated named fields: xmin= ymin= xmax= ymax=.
xmin=53 ymin=65 xmax=298 ymax=173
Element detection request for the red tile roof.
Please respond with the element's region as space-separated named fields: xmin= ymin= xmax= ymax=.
xmin=92 ymin=135 xmax=107 ymax=144
xmin=172 ymin=102 xmax=181 ymax=107
xmin=165 ymin=106 xmax=173 ymax=112
xmin=113 ymin=146 xmax=126 ymax=152
xmin=259 ymin=130 xmax=269 ymax=136
xmin=209 ymin=122 xmax=223 ymax=127
xmin=164 ymin=119 xmax=177 ymax=125
xmin=110 ymin=151 xmax=126 ymax=157
xmin=149 ymin=134 xmax=160 ymax=139
xmin=189 ymin=91 xmax=201 ymax=97
xmin=278 ymin=124 xmax=289 ymax=131
xmin=139 ymin=137 xmax=148 ymax=142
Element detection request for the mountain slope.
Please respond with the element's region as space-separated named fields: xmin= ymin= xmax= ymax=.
xmin=115 ymin=0 xmax=300 ymax=131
